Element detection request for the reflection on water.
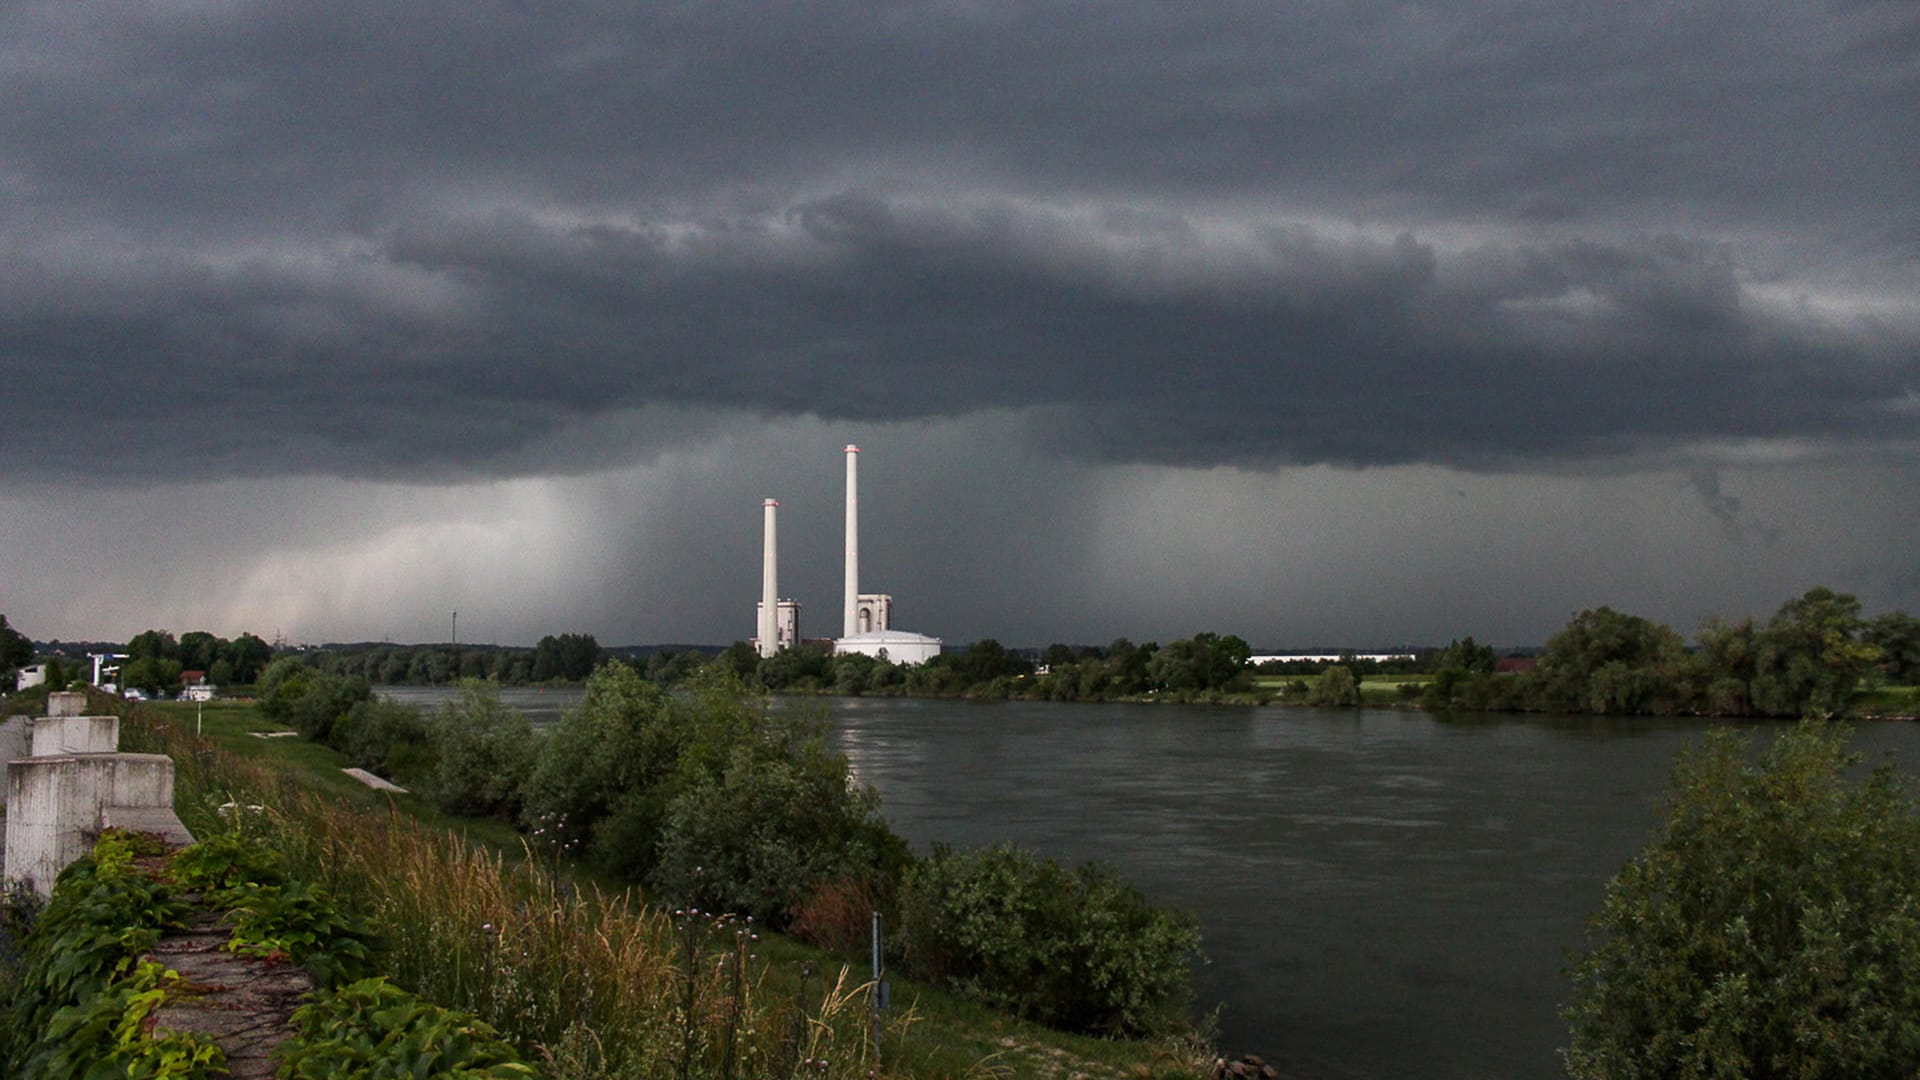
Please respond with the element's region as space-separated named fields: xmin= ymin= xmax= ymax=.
xmin=375 ymin=684 xmax=584 ymax=725
xmin=820 ymin=700 xmax=1920 ymax=1080
xmin=382 ymin=686 xmax=1920 ymax=1079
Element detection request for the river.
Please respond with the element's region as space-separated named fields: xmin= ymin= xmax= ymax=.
xmin=376 ymin=687 xmax=1920 ymax=1078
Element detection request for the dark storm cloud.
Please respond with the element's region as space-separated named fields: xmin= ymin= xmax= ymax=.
xmin=1 ymin=1 xmax=1913 ymax=485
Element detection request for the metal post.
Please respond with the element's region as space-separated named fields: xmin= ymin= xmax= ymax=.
xmin=870 ymin=910 xmax=886 ymax=1065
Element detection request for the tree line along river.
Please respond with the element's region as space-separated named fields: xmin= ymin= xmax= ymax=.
xmin=375 ymin=686 xmax=1920 ymax=1079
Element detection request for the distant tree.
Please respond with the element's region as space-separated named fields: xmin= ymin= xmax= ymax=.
xmin=720 ymin=640 xmax=760 ymax=680
xmin=0 ymin=613 xmax=31 ymax=675
xmin=1307 ymin=665 xmax=1360 ymax=707
xmin=1865 ymin=610 xmax=1920 ymax=685
xmin=1421 ymin=636 xmax=1498 ymax=710
xmin=222 ymin=633 xmax=272 ymax=683
xmin=1694 ymin=616 xmax=1762 ymax=716
xmin=533 ymin=633 xmax=601 ymax=682
xmin=1535 ymin=607 xmax=1690 ymax=714
xmin=177 ymin=631 xmax=222 ymax=673
xmin=1751 ymin=587 xmax=1879 ymax=718
xmin=955 ymin=639 xmax=1032 ymax=685
xmin=125 ymin=629 xmax=180 ymax=663
xmin=1043 ymin=643 xmax=1078 ymax=670
xmin=1564 ymin=722 xmax=1920 ymax=1077
xmin=120 ymin=655 xmax=184 ymax=696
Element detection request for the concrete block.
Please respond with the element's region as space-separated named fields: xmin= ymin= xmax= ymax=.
xmin=29 ymin=714 xmax=120 ymax=756
xmin=101 ymin=805 xmax=194 ymax=848
xmin=4 ymin=753 xmax=182 ymax=897
xmin=47 ymin=691 xmax=89 ymax=717
xmin=0 ymin=717 xmax=28 ymax=770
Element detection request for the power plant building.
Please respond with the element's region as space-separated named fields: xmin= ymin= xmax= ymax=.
xmin=833 ymin=445 xmax=941 ymax=665
xmin=750 ymin=446 xmax=941 ymax=665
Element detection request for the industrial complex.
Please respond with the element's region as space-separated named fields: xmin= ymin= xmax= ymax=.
xmin=753 ymin=446 xmax=942 ymax=664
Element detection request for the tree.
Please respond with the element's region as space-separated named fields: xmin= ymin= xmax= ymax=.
xmin=125 ymin=629 xmax=180 ymax=662
xmin=0 ymin=613 xmax=31 ymax=675
xmin=1866 ymin=611 xmax=1920 ymax=685
xmin=177 ymin=631 xmax=221 ymax=673
xmin=1535 ymin=607 xmax=1690 ymax=714
xmin=1564 ymin=722 xmax=1920 ymax=1077
xmin=532 ymin=633 xmax=601 ymax=682
xmin=1752 ymin=587 xmax=1879 ymax=718
xmin=222 ymin=633 xmax=273 ymax=684
xmin=1307 ymin=665 xmax=1360 ymax=706
xmin=1422 ymin=636 xmax=1498 ymax=710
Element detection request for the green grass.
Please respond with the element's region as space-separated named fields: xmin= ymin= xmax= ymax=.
xmin=134 ymin=697 xmax=1211 ymax=1079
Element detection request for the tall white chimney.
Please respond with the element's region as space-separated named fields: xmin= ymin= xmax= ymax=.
xmin=759 ymin=498 xmax=779 ymax=658
xmin=843 ymin=444 xmax=859 ymax=639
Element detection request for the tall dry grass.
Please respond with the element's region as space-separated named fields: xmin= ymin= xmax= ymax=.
xmin=110 ymin=693 xmax=907 ymax=1079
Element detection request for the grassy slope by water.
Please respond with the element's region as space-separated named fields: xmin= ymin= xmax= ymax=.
xmin=144 ymin=698 xmax=1212 ymax=1079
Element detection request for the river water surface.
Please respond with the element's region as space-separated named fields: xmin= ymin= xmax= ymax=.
xmin=821 ymin=699 xmax=1920 ymax=1080
xmin=377 ymin=687 xmax=1920 ymax=1079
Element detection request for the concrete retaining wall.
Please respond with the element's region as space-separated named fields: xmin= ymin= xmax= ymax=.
xmin=47 ymin=691 xmax=89 ymax=718
xmin=29 ymin=714 xmax=120 ymax=756
xmin=3 ymin=692 xmax=193 ymax=897
xmin=5 ymin=753 xmax=182 ymax=896
xmin=0 ymin=717 xmax=27 ymax=772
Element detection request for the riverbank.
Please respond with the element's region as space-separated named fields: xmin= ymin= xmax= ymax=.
xmin=135 ymin=696 xmax=1214 ymax=1079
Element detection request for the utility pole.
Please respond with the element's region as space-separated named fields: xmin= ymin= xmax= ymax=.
xmin=451 ymin=611 xmax=458 ymax=648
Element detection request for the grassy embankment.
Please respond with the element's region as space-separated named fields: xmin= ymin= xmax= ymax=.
xmin=134 ymin=696 xmax=1212 ymax=1079
xmin=1249 ymin=674 xmax=1428 ymax=707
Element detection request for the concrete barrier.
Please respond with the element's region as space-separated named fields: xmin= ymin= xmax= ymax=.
xmin=2 ymin=694 xmax=193 ymax=897
xmin=29 ymin=714 xmax=120 ymax=756
xmin=5 ymin=753 xmax=185 ymax=896
xmin=47 ymin=691 xmax=89 ymax=718
xmin=0 ymin=717 xmax=27 ymax=771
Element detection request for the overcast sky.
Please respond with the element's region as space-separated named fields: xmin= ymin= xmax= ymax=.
xmin=2 ymin=1 xmax=1915 ymax=649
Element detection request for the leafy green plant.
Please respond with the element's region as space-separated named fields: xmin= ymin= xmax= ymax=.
xmin=1565 ymin=721 xmax=1920 ymax=1077
xmin=36 ymin=960 xmax=226 ymax=1080
xmin=895 ymin=842 xmax=1200 ymax=1038
xmin=2 ymin=834 xmax=192 ymax=1075
xmin=169 ymin=829 xmax=289 ymax=901
xmin=219 ymin=878 xmax=375 ymax=987
xmin=277 ymin=976 xmax=542 ymax=1079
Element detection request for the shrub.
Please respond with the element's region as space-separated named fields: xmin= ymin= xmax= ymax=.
xmin=278 ymin=976 xmax=540 ymax=1079
xmin=650 ymin=742 xmax=906 ymax=928
xmin=2 ymin=833 xmax=193 ymax=1076
xmin=426 ymin=682 xmax=534 ymax=820
xmin=1307 ymin=665 xmax=1359 ymax=707
xmin=523 ymin=666 xmax=906 ymax=920
xmin=894 ymin=843 xmax=1199 ymax=1038
xmin=1564 ymin=721 xmax=1920 ymax=1077
xmin=337 ymin=697 xmax=439 ymax=784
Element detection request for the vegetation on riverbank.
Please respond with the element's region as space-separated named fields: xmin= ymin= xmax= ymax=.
xmin=1565 ymin=720 xmax=1920 ymax=1076
xmin=13 ymin=686 xmax=1211 ymax=1077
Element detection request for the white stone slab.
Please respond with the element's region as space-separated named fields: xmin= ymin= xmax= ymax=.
xmin=342 ymin=768 xmax=408 ymax=794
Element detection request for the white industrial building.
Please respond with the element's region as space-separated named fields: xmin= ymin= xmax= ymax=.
xmin=750 ymin=446 xmax=942 ymax=665
xmin=833 ymin=445 xmax=941 ymax=664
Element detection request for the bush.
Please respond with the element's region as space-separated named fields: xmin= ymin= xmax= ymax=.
xmin=1564 ymin=721 xmax=1920 ymax=1077
xmin=523 ymin=666 xmax=905 ymax=924
xmin=278 ymin=977 xmax=540 ymax=1079
xmin=895 ymin=843 xmax=1199 ymax=1038
xmin=1307 ymin=665 xmax=1359 ymax=707
xmin=425 ymin=682 xmax=534 ymax=820
xmin=335 ymin=697 xmax=438 ymax=784
xmin=650 ymin=741 xmax=905 ymax=928
xmin=260 ymin=658 xmax=373 ymax=744
xmin=1 ymin=832 xmax=194 ymax=1076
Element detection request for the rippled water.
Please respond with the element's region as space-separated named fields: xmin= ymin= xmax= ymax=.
xmin=379 ymin=686 xmax=1920 ymax=1078
xmin=820 ymin=699 xmax=1920 ymax=1080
